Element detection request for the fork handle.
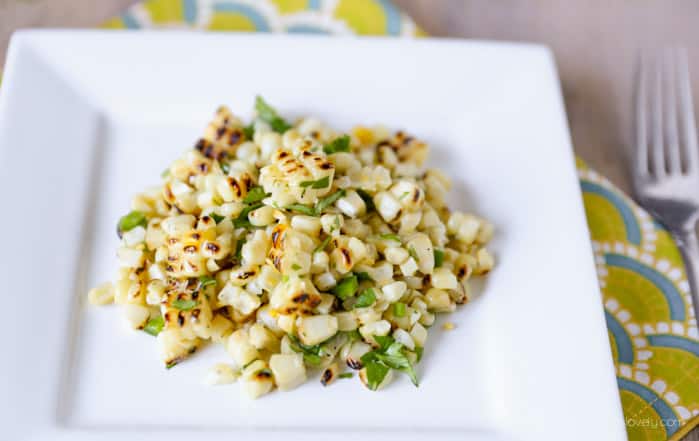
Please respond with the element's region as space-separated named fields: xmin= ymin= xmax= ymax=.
xmin=675 ymin=229 xmax=699 ymax=323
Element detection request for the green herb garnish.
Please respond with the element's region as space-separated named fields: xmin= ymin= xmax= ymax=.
xmin=354 ymin=288 xmax=376 ymax=308
xmin=292 ymin=263 xmax=302 ymax=271
xmin=399 ymin=191 xmax=410 ymax=201
xmin=323 ymin=135 xmax=351 ymax=154
xmin=356 ymin=188 xmax=375 ymax=212
xmin=315 ymin=189 xmax=346 ymax=214
xmin=363 ymin=360 xmax=390 ymax=390
xmin=314 ymin=236 xmax=332 ymax=253
xmin=415 ymin=346 xmax=424 ymax=363
xmin=117 ymin=210 xmax=147 ymax=236
xmin=161 ymin=168 xmax=170 ymax=178
xmin=394 ymin=302 xmax=407 ymax=317
xmin=172 ymin=299 xmax=198 ymax=311
xmin=234 ymin=237 xmax=246 ymax=262
xmin=332 ymin=275 xmax=358 ymax=301
xmin=355 ymin=271 xmax=372 ymax=282
xmin=198 ymin=275 xmax=216 ymax=288
xmin=209 ymin=213 xmax=225 ymax=224
xmin=144 ymin=315 xmax=164 ymax=336
xmin=242 ymin=123 xmax=255 ymax=140
xmin=339 ymin=372 xmax=353 ymax=379
xmin=345 ymin=329 xmax=362 ymax=341
xmin=361 ymin=336 xmax=419 ymax=388
xmin=166 ymin=361 xmax=178 ymax=369
xmin=300 ymin=176 xmax=330 ymax=190
xmin=244 ymin=186 xmax=269 ymax=204
xmin=255 ymin=96 xmax=291 ymax=133
xmin=408 ymin=245 xmax=420 ymax=262
xmin=233 ymin=202 xmax=263 ymax=228
xmin=286 ymin=203 xmax=316 ymax=216
xmin=288 ymin=334 xmax=323 ymax=366
xmin=220 ymin=161 xmax=231 ymax=174
xmin=433 ymin=249 xmax=444 ymax=268
xmin=380 ymin=233 xmax=401 ymax=243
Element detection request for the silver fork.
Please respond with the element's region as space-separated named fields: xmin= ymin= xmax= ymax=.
xmin=632 ymin=49 xmax=699 ymax=322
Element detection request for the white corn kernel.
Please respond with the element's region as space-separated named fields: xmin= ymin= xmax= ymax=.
xmin=122 ymin=304 xmax=150 ymax=329
xmin=334 ymin=311 xmax=358 ymax=331
xmin=270 ymin=353 xmax=306 ymax=391
xmin=122 ymin=226 xmax=146 ymax=246
xmin=320 ymin=213 xmax=344 ymax=235
xmin=227 ymin=330 xmax=259 ymax=368
xmin=385 ymin=247 xmax=409 ymax=265
xmin=392 ymin=328 xmax=415 ymax=350
xmin=431 ymin=267 xmax=458 ymax=290
xmin=298 ymin=315 xmax=338 ymax=346
xmin=359 ymin=319 xmax=391 ymax=341
xmin=381 ymin=281 xmax=407 ymax=303
xmin=218 ymin=284 xmax=261 ymax=315
xmin=373 ymin=191 xmax=402 ymax=222
xmin=205 ymin=363 xmax=239 ymax=385
xmin=117 ymin=248 xmax=144 ymax=268
xmin=410 ymin=323 xmax=428 ymax=347
xmin=311 ymin=251 xmax=330 ymax=273
xmin=476 ymin=248 xmax=495 ymax=274
xmin=314 ymin=271 xmax=337 ymax=291
xmin=249 ymin=205 xmax=276 ymax=227
xmin=336 ymin=190 xmax=366 ymax=218
xmin=249 ymin=323 xmax=280 ymax=352
xmin=400 ymin=257 xmax=419 ymax=277
xmin=425 ymin=288 xmax=452 ymax=312
xmin=88 ymin=282 xmax=114 ymax=305
xmin=291 ymin=215 xmax=322 ymax=236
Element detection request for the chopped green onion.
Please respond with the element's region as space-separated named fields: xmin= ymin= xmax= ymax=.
xmin=380 ymin=233 xmax=401 ymax=243
xmin=242 ymin=358 xmax=260 ymax=369
xmin=292 ymin=263 xmax=302 ymax=271
xmin=282 ymin=275 xmax=290 ymax=283
xmin=243 ymin=186 xmax=268 ymax=204
xmin=315 ymin=189 xmax=346 ymax=214
xmin=356 ymin=188 xmax=375 ymax=212
xmin=198 ymin=275 xmax=216 ymax=288
xmin=143 ymin=316 xmax=164 ymax=336
xmin=255 ymin=96 xmax=291 ymax=133
xmin=209 ymin=213 xmax=225 ymax=224
xmin=434 ymin=249 xmax=445 ymax=267
xmin=354 ymin=288 xmax=376 ymax=308
xmin=117 ymin=210 xmax=147 ymax=237
xmin=288 ymin=334 xmax=323 ymax=366
xmin=332 ymin=275 xmax=358 ymax=300
xmin=286 ymin=203 xmax=316 ymax=216
xmin=323 ymin=135 xmax=351 ymax=154
xmin=399 ymin=191 xmax=410 ymax=201
xmin=233 ymin=202 xmax=263 ymax=228
xmin=394 ymin=302 xmax=407 ymax=317
xmin=361 ymin=337 xmax=419 ymax=388
xmin=314 ymin=236 xmax=332 ymax=253
xmin=172 ymin=299 xmax=198 ymax=311
xmin=338 ymin=372 xmax=353 ymax=379
xmin=300 ymin=176 xmax=330 ymax=189
xmin=408 ymin=245 xmax=420 ymax=262
xmin=373 ymin=335 xmax=395 ymax=351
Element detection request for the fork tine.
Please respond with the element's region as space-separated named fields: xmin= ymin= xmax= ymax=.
xmin=634 ymin=52 xmax=649 ymax=179
xmin=650 ymin=52 xmax=666 ymax=178
xmin=663 ymin=50 xmax=682 ymax=174
xmin=676 ymin=48 xmax=699 ymax=173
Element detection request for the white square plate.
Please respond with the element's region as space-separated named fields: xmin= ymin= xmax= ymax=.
xmin=0 ymin=31 xmax=626 ymax=441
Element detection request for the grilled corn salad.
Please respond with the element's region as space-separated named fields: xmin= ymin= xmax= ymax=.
xmin=88 ymin=97 xmax=495 ymax=398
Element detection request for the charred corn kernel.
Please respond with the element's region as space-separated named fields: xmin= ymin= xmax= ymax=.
xmin=345 ymin=341 xmax=372 ymax=369
xmin=270 ymin=353 xmax=306 ymax=391
xmin=385 ymin=247 xmax=409 ymax=265
xmin=205 ymin=363 xmax=239 ymax=385
xmin=431 ymin=267 xmax=458 ymax=290
xmin=241 ymin=362 xmax=274 ymax=399
xmin=320 ymin=362 xmax=340 ymax=386
xmin=298 ymin=315 xmax=338 ymax=346
xmin=88 ymin=282 xmax=114 ymax=305
xmin=476 ymin=248 xmax=495 ymax=274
